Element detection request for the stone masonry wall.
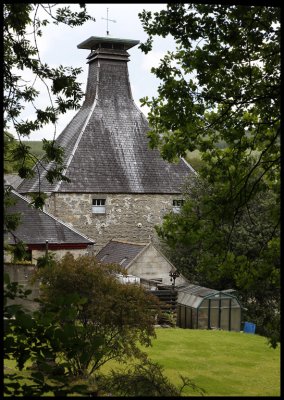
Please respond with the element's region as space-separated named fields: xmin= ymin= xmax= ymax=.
xmin=31 ymin=248 xmax=92 ymax=263
xmin=128 ymin=244 xmax=187 ymax=286
xmin=4 ymin=248 xmax=93 ymax=265
xmin=45 ymin=193 xmax=183 ymax=252
xmin=129 ymin=245 xmax=171 ymax=284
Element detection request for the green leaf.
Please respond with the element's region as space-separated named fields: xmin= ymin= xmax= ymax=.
xmin=15 ymin=312 xmax=35 ymax=329
xmin=4 ymin=272 xmax=10 ymax=285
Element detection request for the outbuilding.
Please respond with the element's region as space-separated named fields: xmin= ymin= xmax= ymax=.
xmin=176 ymin=284 xmax=242 ymax=331
xmin=96 ymin=239 xmax=188 ymax=286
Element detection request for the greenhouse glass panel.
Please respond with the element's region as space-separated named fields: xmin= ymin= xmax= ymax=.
xmin=210 ymin=299 xmax=220 ymax=308
xmin=209 ymin=307 xmax=219 ymax=329
xmin=231 ymin=298 xmax=240 ymax=307
xmin=200 ymin=299 xmax=208 ymax=308
xmin=221 ymin=299 xmax=230 ymax=308
xmin=176 ymin=305 xmax=182 ymax=327
xmin=186 ymin=307 xmax=192 ymax=328
xmin=197 ymin=308 xmax=208 ymax=329
xmin=192 ymin=309 xmax=197 ymax=329
xmin=230 ymin=308 xmax=241 ymax=331
xmin=180 ymin=305 xmax=186 ymax=328
xmin=220 ymin=308 xmax=229 ymax=330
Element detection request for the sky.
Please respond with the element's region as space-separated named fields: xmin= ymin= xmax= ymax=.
xmin=17 ymin=3 xmax=176 ymax=141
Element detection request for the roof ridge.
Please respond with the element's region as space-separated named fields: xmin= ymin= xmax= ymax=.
xmin=110 ymin=239 xmax=149 ymax=246
xmin=54 ymin=63 xmax=101 ymax=192
xmin=181 ymin=157 xmax=197 ymax=174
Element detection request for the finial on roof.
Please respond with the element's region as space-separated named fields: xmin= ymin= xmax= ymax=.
xmin=101 ymin=7 xmax=116 ymax=36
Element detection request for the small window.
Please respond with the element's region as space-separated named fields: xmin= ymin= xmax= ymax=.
xmin=92 ymin=199 xmax=106 ymax=214
xmin=173 ymin=199 xmax=184 ymax=213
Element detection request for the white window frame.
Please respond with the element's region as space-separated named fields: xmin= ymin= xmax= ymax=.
xmin=173 ymin=199 xmax=184 ymax=214
xmin=92 ymin=198 xmax=106 ymax=214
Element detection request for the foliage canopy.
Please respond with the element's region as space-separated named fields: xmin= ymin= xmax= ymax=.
xmin=4 ymin=3 xmax=95 ymax=198
xmin=3 ymin=3 xmax=95 ymax=259
xmin=36 ymin=253 xmax=160 ymax=377
xmin=4 ymin=254 xmax=163 ymax=396
xmin=139 ymin=4 xmax=280 ymax=204
xmin=139 ymin=4 xmax=280 ymax=346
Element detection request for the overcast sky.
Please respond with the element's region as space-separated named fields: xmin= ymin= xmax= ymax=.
xmin=19 ymin=3 xmax=175 ymax=141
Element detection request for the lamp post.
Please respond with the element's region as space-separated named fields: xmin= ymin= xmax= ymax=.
xmin=169 ymin=270 xmax=180 ymax=288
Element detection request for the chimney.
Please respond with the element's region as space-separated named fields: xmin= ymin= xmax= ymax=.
xmin=77 ymin=36 xmax=140 ymax=107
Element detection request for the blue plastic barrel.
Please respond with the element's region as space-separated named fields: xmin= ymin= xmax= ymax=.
xmin=244 ymin=322 xmax=256 ymax=334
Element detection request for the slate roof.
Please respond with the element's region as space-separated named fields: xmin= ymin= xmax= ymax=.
xmin=18 ymin=36 xmax=195 ymax=195
xmin=5 ymin=190 xmax=95 ymax=245
xmin=96 ymin=239 xmax=148 ymax=268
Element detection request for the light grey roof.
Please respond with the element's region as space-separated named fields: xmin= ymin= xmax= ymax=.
xmin=5 ymin=190 xmax=95 ymax=245
xmin=77 ymin=36 xmax=140 ymax=50
xmin=177 ymin=284 xmax=241 ymax=309
xmin=96 ymin=239 xmax=147 ymax=268
xmin=18 ymin=36 xmax=195 ymax=195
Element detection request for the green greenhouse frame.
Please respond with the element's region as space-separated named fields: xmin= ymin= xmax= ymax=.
xmin=176 ymin=284 xmax=242 ymax=331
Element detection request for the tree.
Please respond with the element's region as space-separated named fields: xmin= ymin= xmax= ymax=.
xmin=5 ymin=260 xmax=203 ymax=397
xmin=138 ymin=4 xmax=280 ymax=346
xmin=4 ymin=273 xmax=93 ymax=396
xmin=4 ymin=254 xmax=163 ymax=395
xmin=4 ymin=4 xmax=95 ymax=204
xmin=4 ymin=3 xmax=95 ymax=258
xmin=34 ymin=253 xmax=161 ymax=377
xmin=156 ymin=175 xmax=280 ymax=346
xmin=139 ymin=4 xmax=280 ymax=209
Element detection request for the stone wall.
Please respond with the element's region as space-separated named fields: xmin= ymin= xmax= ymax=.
xmin=4 ymin=247 xmax=93 ymax=265
xmin=31 ymin=247 xmax=93 ymax=263
xmin=45 ymin=193 xmax=182 ymax=252
xmin=128 ymin=244 xmax=187 ymax=286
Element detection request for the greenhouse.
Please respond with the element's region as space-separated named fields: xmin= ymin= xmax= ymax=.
xmin=176 ymin=284 xmax=242 ymax=331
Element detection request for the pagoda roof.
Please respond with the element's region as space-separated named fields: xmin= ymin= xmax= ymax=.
xmin=77 ymin=36 xmax=140 ymax=50
xmin=18 ymin=36 xmax=195 ymax=194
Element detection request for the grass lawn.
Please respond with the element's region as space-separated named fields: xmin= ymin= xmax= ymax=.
xmin=102 ymin=328 xmax=280 ymax=397
xmin=141 ymin=328 xmax=280 ymax=397
xmin=5 ymin=328 xmax=280 ymax=397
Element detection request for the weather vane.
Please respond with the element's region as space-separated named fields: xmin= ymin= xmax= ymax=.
xmin=101 ymin=8 xmax=116 ymax=36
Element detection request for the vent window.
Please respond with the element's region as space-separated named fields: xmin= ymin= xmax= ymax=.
xmin=92 ymin=199 xmax=106 ymax=214
xmin=173 ymin=199 xmax=184 ymax=213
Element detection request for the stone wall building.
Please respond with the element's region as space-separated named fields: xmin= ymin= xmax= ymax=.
xmin=18 ymin=36 xmax=196 ymax=252
xmin=96 ymin=239 xmax=188 ymax=286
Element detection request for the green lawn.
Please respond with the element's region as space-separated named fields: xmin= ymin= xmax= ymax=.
xmin=141 ymin=328 xmax=280 ymax=397
xmin=5 ymin=328 xmax=280 ymax=397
